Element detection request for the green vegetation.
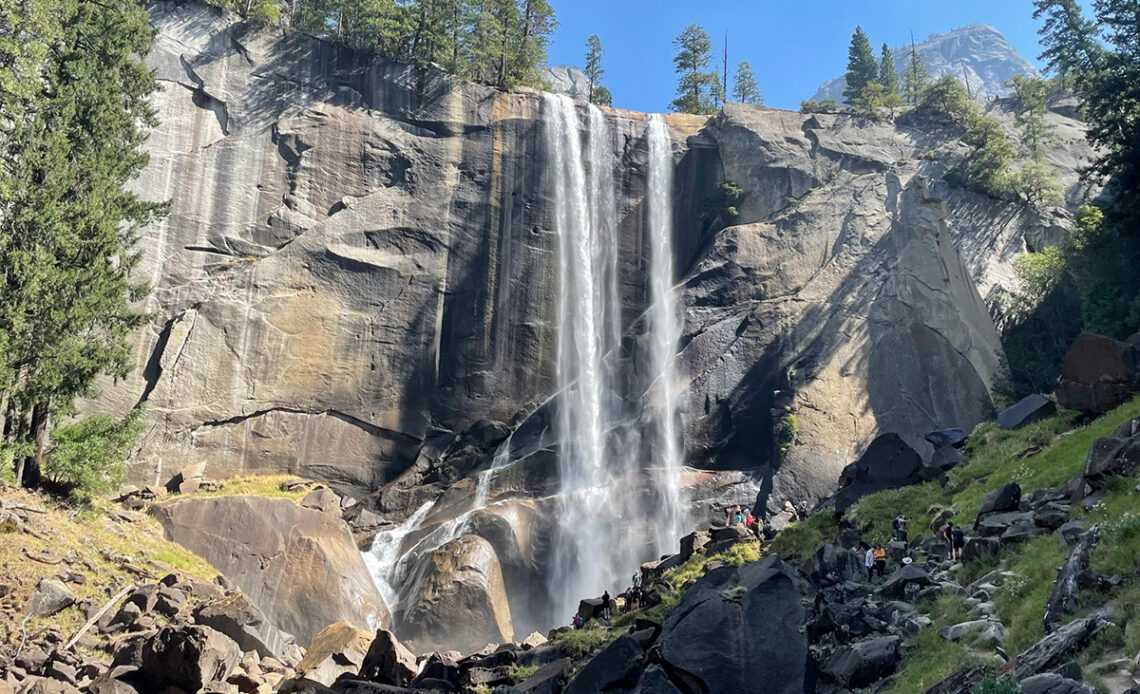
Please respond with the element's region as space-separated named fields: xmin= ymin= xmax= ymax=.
xmin=799 ymin=99 xmax=839 ymax=113
xmin=971 ymin=677 xmax=1024 ymax=694
xmin=207 ymin=0 xmax=557 ymax=90
xmin=843 ymin=26 xmax=878 ymax=105
xmin=42 ymin=409 xmax=145 ymax=503
xmin=775 ymin=408 xmax=799 ymax=462
xmin=584 ymin=35 xmax=610 ymax=106
xmin=731 ymin=61 xmax=763 ymax=105
xmin=508 ymin=663 xmax=540 ymax=681
xmin=879 ymin=44 xmax=900 ymax=97
xmin=903 ymin=37 xmax=930 ymax=106
xmin=670 ymin=24 xmax=721 ymax=115
xmin=553 ymin=627 xmax=613 ymax=658
xmin=699 ymin=181 xmax=745 ymax=233
xmin=0 ymin=1 xmax=165 ymax=490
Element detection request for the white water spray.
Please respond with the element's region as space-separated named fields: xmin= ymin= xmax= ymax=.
xmin=646 ymin=115 xmax=687 ymax=553
xmin=362 ymin=501 xmax=435 ymax=610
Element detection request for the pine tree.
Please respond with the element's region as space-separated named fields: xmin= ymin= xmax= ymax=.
xmin=903 ymin=38 xmax=929 ymax=106
xmin=843 ymin=26 xmax=878 ymax=105
xmin=731 ymin=61 xmax=762 ymax=104
xmin=1032 ymin=0 xmax=1102 ymax=88
xmin=879 ymin=43 xmax=900 ymax=96
xmin=591 ymin=85 xmax=612 ymax=107
xmin=0 ymin=0 xmax=166 ymax=486
xmin=1005 ymin=74 xmax=1054 ymax=158
xmin=671 ymin=24 xmax=721 ymax=115
xmin=585 ymin=34 xmax=604 ymax=104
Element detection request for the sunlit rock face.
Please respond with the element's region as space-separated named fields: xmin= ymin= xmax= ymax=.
xmin=89 ymin=0 xmax=1098 ymax=651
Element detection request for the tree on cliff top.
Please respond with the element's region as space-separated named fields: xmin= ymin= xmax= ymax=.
xmin=585 ymin=34 xmax=607 ymax=105
xmin=843 ymin=26 xmax=878 ymax=105
xmin=0 ymin=1 xmax=165 ymax=488
xmin=732 ymin=61 xmax=763 ymax=105
xmin=879 ymin=43 xmax=900 ymax=96
xmin=671 ymin=24 xmax=721 ymax=115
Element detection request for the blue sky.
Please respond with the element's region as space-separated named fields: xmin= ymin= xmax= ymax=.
xmin=545 ymin=0 xmax=1050 ymax=112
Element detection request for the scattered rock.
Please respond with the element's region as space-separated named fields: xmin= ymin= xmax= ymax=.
xmin=300 ymin=487 xmax=341 ymax=515
xmin=821 ymin=636 xmax=902 ymax=688
xmin=925 ymin=428 xmax=968 ymax=449
xmin=1021 ymin=673 xmax=1096 ymax=694
xmin=138 ymin=625 xmax=241 ymax=692
xmin=997 ymin=394 xmax=1057 ymax=430
xmin=938 ymin=619 xmax=1006 ymax=646
xmin=294 ymin=622 xmax=373 ymax=686
xmin=678 ymin=530 xmax=711 ymax=562
xmin=29 ymin=579 xmax=75 ymax=617
xmin=978 ymin=482 xmax=1022 ymax=517
xmin=877 ymin=564 xmax=932 ymax=601
xmin=165 ymin=462 xmax=206 ymax=495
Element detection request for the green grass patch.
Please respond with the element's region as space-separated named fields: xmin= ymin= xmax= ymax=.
xmin=508 ymin=663 xmax=540 ymax=682
xmin=880 ymin=625 xmax=978 ymax=694
xmin=189 ymin=474 xmax=311 ymax=501
xmin=553 ymin=627 xmax=614 ymax=658
xmin=767 ymin=513 xmax=838 ymax=562
xmin=992 ymin=534 xmax=1070 ymax=653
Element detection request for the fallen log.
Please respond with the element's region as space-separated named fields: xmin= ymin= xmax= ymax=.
xmin=1012 ymin=607 xmax=1112 ymax=680
xmin=63 ymin=582 xmax=135 ymax=651
xmin=1043 ymin=524 xmax=1099 ymax=633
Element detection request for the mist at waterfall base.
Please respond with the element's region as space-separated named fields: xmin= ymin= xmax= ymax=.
xmin=363 ymin=95 xmax=690 ymax=642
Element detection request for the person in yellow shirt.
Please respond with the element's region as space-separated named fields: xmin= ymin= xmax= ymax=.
xmin=872 ymin=544 xmax=887 ymax=577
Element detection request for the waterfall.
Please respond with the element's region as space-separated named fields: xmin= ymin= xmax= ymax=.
xmin=545 ymin=94 xmax=625 ymax=621
xmin=646 ymin=115 xmax=687 ymax=554
xmin=362 ymin=501 xmax=435 ymax=610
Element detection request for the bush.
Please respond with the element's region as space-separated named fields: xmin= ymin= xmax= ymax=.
xmin=700 ymin=181 xmax=745 ymax=232
xmin=508 ymin=664 xmax=540 ymax=682
xmin=775 ymin=409 xmax=799 ymax=461
xmin=42 ymin=408 xmax=145 ymax=502
xmin=971 ymin=676 xmax=1023 ymax=694
xmin=917 ymin=75 xmax=974 ymax=124
xmin=800 ymin=99 xmax=838 ymax=113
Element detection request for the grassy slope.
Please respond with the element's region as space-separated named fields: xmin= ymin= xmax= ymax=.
xmin=0 ymin=473 xmax=311 ymax=655
xmin=767 ymin=396 xmax=1140 ymax=692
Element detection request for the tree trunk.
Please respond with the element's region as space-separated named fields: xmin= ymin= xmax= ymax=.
xmin=26 ymin=399 xmax=49 ymax=488
xmin=1013 ymin=607 xmax=1112 ymax=679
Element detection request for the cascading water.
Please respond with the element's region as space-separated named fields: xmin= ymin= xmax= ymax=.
xmin=645 ymin=115 xmax=687 ymax=554
xmin=545 ymin=93 xmax=622 ymax=620
xmin=362 ymin=501 xmax=435 ymax=610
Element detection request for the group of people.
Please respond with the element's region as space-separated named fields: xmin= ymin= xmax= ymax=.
xmin=858 ymin=512 xmax=968 ymax=583
xmin=572 ymin=574 xmax=644 ymax=629
xmin=724 ymin=504 xmax=762 ymax=537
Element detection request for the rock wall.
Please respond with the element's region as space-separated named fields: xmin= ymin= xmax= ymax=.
xmin=98 ymin=2 xmax=1095 ymax=522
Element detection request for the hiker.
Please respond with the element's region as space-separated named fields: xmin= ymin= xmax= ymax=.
xmin=864 ymin=544 xmax=875 ymax=582
xmin=632 ymin=573 xmax=641 ymax=588
xmin=732 ymin=506 xmax=743 ymax=525
xmin=744 ymin=509 xmax=754 ymax=527
xmin=951 ymin=525 xmax=966 ymax=561
xmin=893 ymin=513 xmax=908 ymax=542
xmin=572 ymin=613 xmax=582 ymax=629
xmin=602 ymin=590 xmax=612 ymax=618
xmin=942 ymin=521 xmax=955 ymax=557
xmin=873 ymin=544 xmax=887 ymax=577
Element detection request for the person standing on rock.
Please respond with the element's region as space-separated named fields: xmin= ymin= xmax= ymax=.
xmin=893 ymin=513 xmax=908 ymax=542
xmin=602 ymin=590 xmax=612 ymax=619
xmin=873 ymin=544 xmax=887 ymax=577
xmin=864 ymin=544 xmax=875 ymax=582
xmin=942 ymin=521 xmax=955 ymax=557
xmin=951 ymin=525 xmax=966 ymax=562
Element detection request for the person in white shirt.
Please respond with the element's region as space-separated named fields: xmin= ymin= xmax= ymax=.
xmin=864 ymin=545 xmax=875 ymax=582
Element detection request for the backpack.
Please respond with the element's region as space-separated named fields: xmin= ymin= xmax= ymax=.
xmin=892 ymin=517 xmax=901 ymax=531
xmin=952 ymin=529 xmax=965 ymax=543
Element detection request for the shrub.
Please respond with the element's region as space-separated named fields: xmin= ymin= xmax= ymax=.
xmin=508 ymin=664 xmax=540 ymax=682
xmin=700 ymin=181 xmax=745 ymax=232
xmin=800 ymin=99 xmax=838 ymax=113
xmin=775 ymin=408 xmax=799 ymax=461
xmin=971 ymin=676 xmax=1023 ymax=694
xmin=917 ymin=75 xmax=974 ymax=124
xmin=42 ymin=408 xmax=145 ymax=502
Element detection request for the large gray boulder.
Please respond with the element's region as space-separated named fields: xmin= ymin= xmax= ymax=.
xmin=137 ymin=625 xmax=241 ymax=692
xmin=834 ymin=433 xmax=923 ymax=512
xmin=151 ymin=496 xmax=388 ymax=644
xmin=656 ymin=556 xmax=808 ymax=694
xmin=820 ymin=636 xmax=902 ymax=689
xmin=998 ymin=394 xmax=1056 ymax=430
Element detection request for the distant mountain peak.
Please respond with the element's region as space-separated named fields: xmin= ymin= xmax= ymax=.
xmin=810 ymin=23 xmax=1038 ymax=103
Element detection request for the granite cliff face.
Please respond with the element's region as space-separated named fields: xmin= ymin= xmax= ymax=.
xmin=811 ymin=24 xmax=1039 ymax=104
xmin=87 ymin=3 xmax=1097 ymax=645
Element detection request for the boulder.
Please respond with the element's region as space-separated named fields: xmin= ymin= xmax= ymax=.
xmin=962 ymin=537 xmax=1001 ymax=562
xmin=1021 ymin=673 xmax=1096 ymax=694
xmin=834 ymin=434 xmax=923 ymax=513
xmin=138 ymin=625 xmax=241 ymax=691
xmin=938 ymin=619 xmax=1006 ymax=645
xmin=977 ymin=511 xmax=1035 ymax=537
xmin=925 ymin=428 xmax=968 ymax=449
xmin=877 ymin=564 xmax=932 ymax=600
xmin=358 ymin=629 xmax=419 ymax=687
xmin=294 ymin=622 xmax=374 ymax=686
xmin=633 ymin=666 xmax=684 ymax=694
xmin=810 ymin=543 xmax=864 ymax=586
xmin=820 ymin=636 xmax=901 ymax=688
xmin=151 ymin=496 xmax=388 ymax=643
xmin=563 ymin=634 xmax=644 ymax=694
xmin=1058 ymin=521 xmax=1091 ymax=545
xmin=1084 ymin=418 xmax=1140 ymax=479
xmin=165 ymin=462 xmax=206 ymax=495
xmin=997 ymin=394 xmax=1056 ymax=430
xmin=514 ymin=657 xmax=572 ymax=694
xmin=300 ymin=487 xmax=341 ymax=515
xmin=1033 ymin=503 xmax=1071 ymax=531
xmin=395 ymin=534 xmax=513 ymax=654
xmin=678 ymin=530 xmax=711 ymax=562
xmin=656 ymin=556 xmax=807 ymax=694
xmin=193 ymin=593 xmax=296 ymax=660
xmin=29 ymin=579 xmax=75 ymax=617
xmin=412 ymin=653 xmax=459 ymax=690
xmin=1055 ymin=332 xmax=1140 ymax=415
xmin=978 ymin=482 xmax=1022 ymax=517
xmin=709 ymin=525 xmax=752 ymax=544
